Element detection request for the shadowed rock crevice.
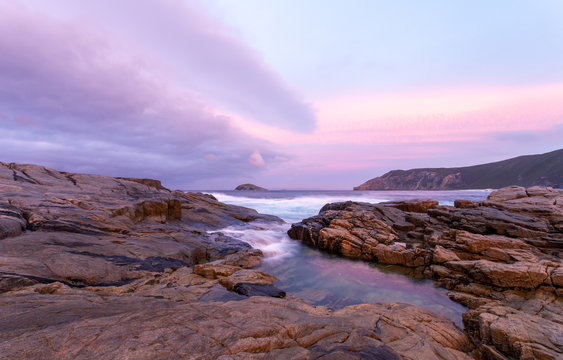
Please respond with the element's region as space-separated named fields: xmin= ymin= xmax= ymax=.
xmin=233 ymin=283 xmax=286 ymax=298
xmin=59 ymin=172 xmax=78 ymax=186
xmin=67 ymin=251 xmax=191 ymax=271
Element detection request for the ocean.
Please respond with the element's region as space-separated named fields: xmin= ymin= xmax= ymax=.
xmin=204 ymin=190 xmax=491 ymax=326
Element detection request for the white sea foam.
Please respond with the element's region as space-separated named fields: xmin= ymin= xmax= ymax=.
xmin=209 ymin=222 xmax=299 ymax=262
xmin=207 ymin=193 xmax=387 ymax=260
xmin=209 ymin=192 xmax=387 ymax=223
xmin=206 ymin=190 xmax=490 ymax=261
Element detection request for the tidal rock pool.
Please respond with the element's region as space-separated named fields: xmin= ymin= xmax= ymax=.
xmin=208 ymin=190 xmax=490 ymax=327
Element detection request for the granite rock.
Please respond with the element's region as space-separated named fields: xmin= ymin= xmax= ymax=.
xmin=288 ymin=186 xmax=563 ymax=359
xmin=0 ymin=162 xmax=475 ymax=359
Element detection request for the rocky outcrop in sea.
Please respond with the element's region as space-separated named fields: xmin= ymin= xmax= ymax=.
xmin=235 ymin=183 xmax=267 ymax=190
xmin=0 ymin=162 xmax=474 ymax=359
xmin=288 ymin=185 xmax=563 ymax=359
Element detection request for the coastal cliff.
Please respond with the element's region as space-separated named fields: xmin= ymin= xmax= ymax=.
xmin=288 ymin=185 xmax=563 ymax=359
xmin=354 ymin=148 xmax=563 ymax=190
xmin=0 ymin=162 xmax=474 ymax=360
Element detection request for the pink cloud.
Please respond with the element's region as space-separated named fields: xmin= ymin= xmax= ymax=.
xmin=231 ymin=83 xmax=563 ymax=146
xmin=15 ymin=0 xmax=315 ymax=132
xmin=249 ymin=151 xmax=267 ymax=168
xmin=226 ymin=84 xmax=563 ymax=188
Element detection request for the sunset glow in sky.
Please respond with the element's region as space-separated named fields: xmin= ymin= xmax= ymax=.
xmin=1 ymin=0 xmax=562 ymax=189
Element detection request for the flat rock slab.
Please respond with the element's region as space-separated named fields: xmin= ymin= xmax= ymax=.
xmin=0 ymin=290 xmax=472 ymax=360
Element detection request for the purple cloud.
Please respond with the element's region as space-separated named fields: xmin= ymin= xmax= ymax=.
xmin=0 ymin=2 xmax=311 ymax=188
xmin=15 ymin=0 xmax=316 ymax=131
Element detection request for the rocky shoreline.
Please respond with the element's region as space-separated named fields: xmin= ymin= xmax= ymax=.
xmin=1 ymin=163 xmax=561 ymax=359
xmin=1 ymin=162 xmax=475 ymax=359
xmin=288 ymin=186 xmax=562 ymax=359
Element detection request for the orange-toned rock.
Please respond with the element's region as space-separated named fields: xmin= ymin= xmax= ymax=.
xmin=288 ymin=185 xmax=563 ymax=358
xmin=454 ymin=199 xmax=479 ymax=208
xmin=0 ymin=294 xmax=474 ymax=360
xmin=464 ymin=298 xmax=563 ymax=360
xmin=219 ymin=269 xmax=276 ymax=291
xmin=433 ymin=245 xmax=460 ymax=263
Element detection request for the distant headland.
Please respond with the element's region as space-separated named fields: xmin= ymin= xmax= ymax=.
xmin=354 ymin=148 xmax=563 ymax=190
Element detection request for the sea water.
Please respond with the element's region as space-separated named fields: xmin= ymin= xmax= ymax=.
xmin=205 ymin=190 xmax=490 ymax=327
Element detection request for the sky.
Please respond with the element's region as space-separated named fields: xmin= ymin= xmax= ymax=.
xmin=1 ymin=0 xmax=562 ymax=189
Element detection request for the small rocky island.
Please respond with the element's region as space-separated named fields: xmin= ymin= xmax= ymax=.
xmin=235 ymin=183 xmax=267 ymax=191
xmin=289 ymin=186 xmax=562 ymax=359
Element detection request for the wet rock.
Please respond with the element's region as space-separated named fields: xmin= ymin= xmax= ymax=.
xmin=233 ymin=283 xmax=286 ymax=298
xmin=357 ymin=346 xmax=402 ymax=360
